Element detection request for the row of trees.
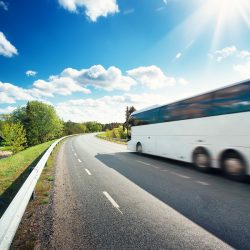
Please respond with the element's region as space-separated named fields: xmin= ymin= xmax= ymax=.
xmin=0 ymin=102 xmax=136 ymax=154
xmin=64 ymin=121 xmax=103 ymax=135
xmin=0 ymin=101 xmax=63 ymax=153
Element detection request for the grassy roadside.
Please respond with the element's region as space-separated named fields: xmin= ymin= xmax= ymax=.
xmin=0 ymin=145 xmax=12 ymax=151
xmin=96 ymin=133 xmax=127 ymax=145
xmin=0 ymin=140 xmax=56 ymax=216
xmin=10 ymin=138 xmax=67 ymax=250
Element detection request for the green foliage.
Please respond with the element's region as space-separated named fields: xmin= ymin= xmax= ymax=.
xmin=85 ymin=121 xmax=103 ymax=132
xmin=2 ymin=122 xmax=27 ymax=153
xmin=105 ymin=126 xmax=127 ymax=139
xmin=102 ymin=122 xmax=123 ymax=131
xmin=64 ymin=121 xmax=87 ymax=135
xmin=25 ymin=101 xmax=63 ymax=145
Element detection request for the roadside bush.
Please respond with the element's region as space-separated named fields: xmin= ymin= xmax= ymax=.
xmin=2 ymin=122 xmax=27 ymax=153
xmin=105 ymin=126 xmax=127 ymax=139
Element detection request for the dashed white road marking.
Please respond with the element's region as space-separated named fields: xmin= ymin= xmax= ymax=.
xmin=136 ymin=160 xmax=159 ymax=169
xmin=103 ymin=191 xmax=123 ymax=214
xmin=151 ymin=165 xmax=160 ymax=169
xmin=78 ymin=159 xmax=82 ymax=163
xmin=196 ymin=181 xmax=210 ymax=186
xmin=74 ymin=153 xmax=77 ymax=156
xmin=85 ymin=168 xmax=92 ymax=175
xmin=170 ymin=171 xmax=191 ymax=179
xmin=161 ymin=169 xmax=169 ymax=172
xmin=137 ymin=160 xmax=151 ymax=166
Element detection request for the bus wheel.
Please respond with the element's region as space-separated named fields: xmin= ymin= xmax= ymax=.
xmin=193 ymin=148 xmax=211 ymax=172
xmin=221 ymin=151 xmax=246 ymax=181
xmin=136 ymin=143 xmax=142 ymax=153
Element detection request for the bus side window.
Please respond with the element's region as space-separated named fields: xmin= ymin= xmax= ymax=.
xmin=213 ymin=82 xmax=250 ymax=115
xmin=159 ymin=106 xmax=170 ymax=122
xmin=183 ymin=93 xmax=214 ymax=119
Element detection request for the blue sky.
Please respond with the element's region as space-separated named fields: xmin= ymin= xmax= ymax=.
xmin=0 ymin=0 xmax=250 ymax=122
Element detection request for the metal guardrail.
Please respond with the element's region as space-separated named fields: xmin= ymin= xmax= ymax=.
xmin=0 ymin=135 xmax=72 ymax=250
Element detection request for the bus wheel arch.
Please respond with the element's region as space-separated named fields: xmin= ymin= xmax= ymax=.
xmin=136 ymin=142 xmax=142 ymax=153
xmin=220 ymin=149 xmax=246 ymax=181
xmin=192 ymin=147 xmax=211 ymax=172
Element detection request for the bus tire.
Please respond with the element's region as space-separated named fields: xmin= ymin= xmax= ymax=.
xmin=136 ymin=142 xmax=142 ymax=153
xmin=193 ymin=147 xmax=211 ymax=172
xmin=221 ymin=151 xmax=246 ymax=181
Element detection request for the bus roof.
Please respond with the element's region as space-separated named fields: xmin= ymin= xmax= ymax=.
xmin=131 ymin=78 xmax=250 ymax=116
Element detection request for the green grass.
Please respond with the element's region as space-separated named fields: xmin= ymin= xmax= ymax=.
xmin=96 ymin=133 xmax=127 ymax=145
xmin=0 ymin=140 xmax=56 ymax=199
xmin=0 ymin=146 xmax=12 ymax=151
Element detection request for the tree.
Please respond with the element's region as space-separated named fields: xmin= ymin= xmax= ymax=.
xmin=2 ymin=122 xmax=27 ymax=153
xmin=64 ymin=121 xmax=87 ymax=135
xmin=26 ymin=101 xmax=63 ymax=145
xmin=85 ymin=121 xmax=103 ymax=132
xmin=124 ymin=106 xmax=136 ymax=138
xmin=11 ymin=107 xmax=29 ymax=127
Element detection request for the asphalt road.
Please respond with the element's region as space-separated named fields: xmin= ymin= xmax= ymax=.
xmin=51 ymin=134 xmax=250 ymax=250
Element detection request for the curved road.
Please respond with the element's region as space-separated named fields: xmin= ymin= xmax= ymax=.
xmin=51 ymin=134 xmax=250 ymax=249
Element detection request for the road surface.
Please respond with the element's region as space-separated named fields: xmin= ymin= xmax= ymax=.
xmin=50 ymin=134 xmax=250 ymax=249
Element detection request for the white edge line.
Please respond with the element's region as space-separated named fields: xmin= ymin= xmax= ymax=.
xmin=103 ymin=191 xmax=123 ymax=214
xmin=85 ymin=168 xmax=92 ymax=175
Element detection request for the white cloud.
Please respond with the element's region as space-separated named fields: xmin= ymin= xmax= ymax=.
xmin=58 ymin=0 xmax=119 ymax=22
xmin=0 ymin=65 xmax=188 ymax=106
xmin=0 ymin=92 xmax=15 ymax=104
xmin=238 ymin=50 xmax=250 ymax=59
xmin=210 ymin=46 xmax=237 ymax=62
xmin=0 ymin=81 xmax=34 ymax=103
xmin=62 ymin=65 xmax=136 ymax=91
xmin=234 ymin=61 xmax=250 ymax=79
xmin=163 ymin=0 xmax=168 ymax=5
xmin=156 ymin=6 xmax=165 ymax=11
xmin=0 ymin=106 xmax=16 ymax=114
xmin=175 ymin=52 xmax=182 ymax=59
xmin=26 ymin=70 xmax=37 ymax=77
xmin=123 ymin=8 xmax=134 ymax=15
xmin=33 ymin=77 xmax=91 ymax=96
xmin=56 ymin=93 xmax=167 ymax=123
xmin=127 ymin=65 xmax=176 ymax=89
xmin=0 ymin=1 xmax=7 ymax=11
xmin=178 ymin=78 xmax=189 ymax=86
xmin=209 ymin=46 xmax=250 ymax=62
xmin=0 ymin=32 xmax=18 ymax=57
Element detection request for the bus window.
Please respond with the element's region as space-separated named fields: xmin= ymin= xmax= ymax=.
xmin=133 ymin=109 xmax=159 ymax=126
xmin=165 ymin=93 xmax=214 ymax=121
xmin=158 ymin=106 xmax=170 ymax=122
xmin=213 ymin=82 xmax=250 ymax=115
xmin=182 ymin=93 xmax=214 ymax=119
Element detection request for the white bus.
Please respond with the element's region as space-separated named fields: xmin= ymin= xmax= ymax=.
xmin=128 ymin=80 xmax=250 ymax=181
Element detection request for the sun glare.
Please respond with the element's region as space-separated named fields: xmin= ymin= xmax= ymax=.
xmin=200 ymin=0 xmax=250 ymax=49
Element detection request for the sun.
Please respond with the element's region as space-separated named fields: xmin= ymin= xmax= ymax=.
xmin=197 ymin=0 xmax=250 ymax=49
xmin=209 ymin=0 xmax=239 ymax=12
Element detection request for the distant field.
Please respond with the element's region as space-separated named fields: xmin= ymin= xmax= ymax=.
xmin=0 ymin=140 xmax=56 ymax=216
